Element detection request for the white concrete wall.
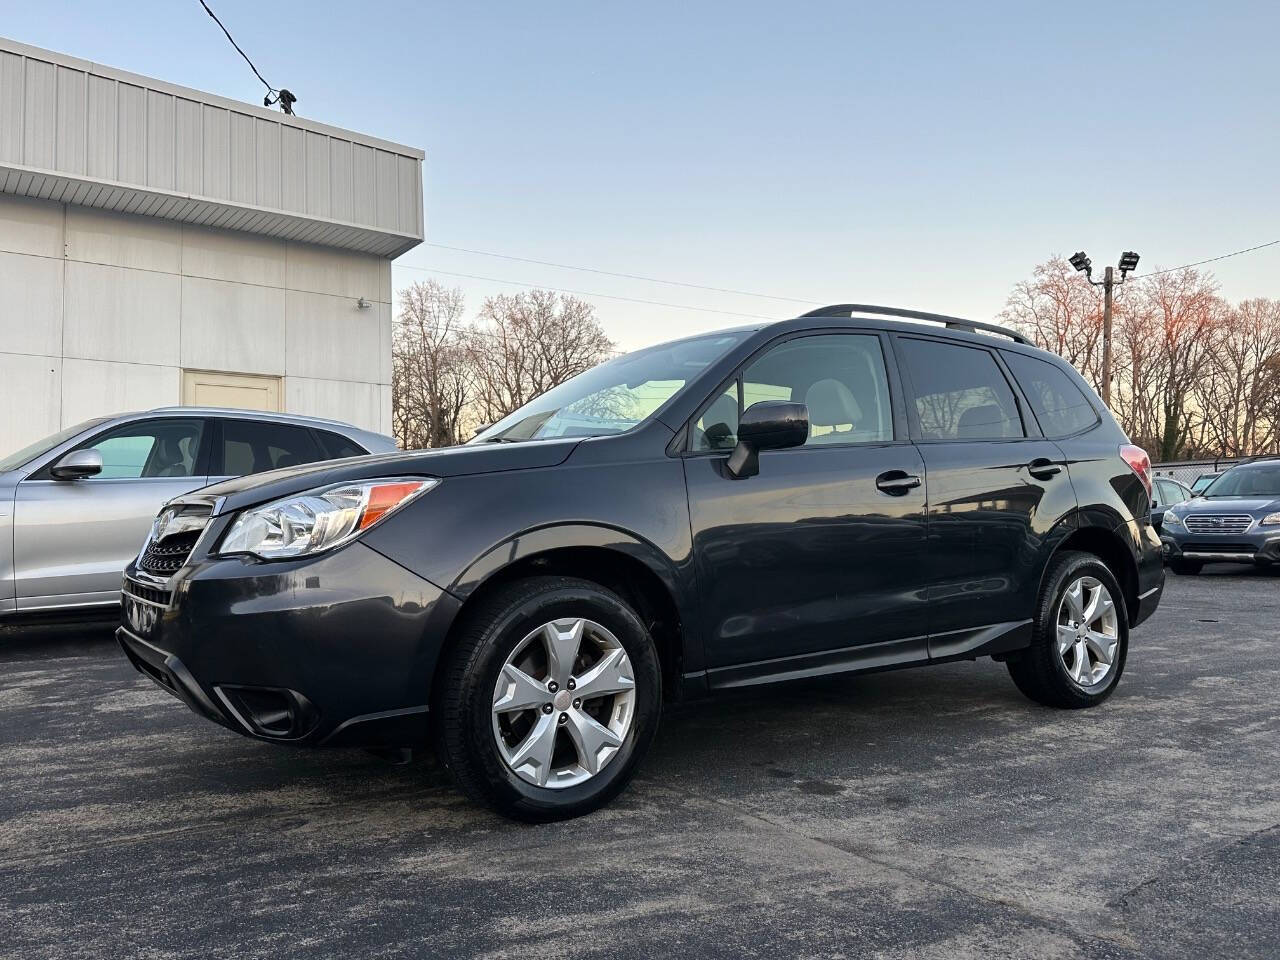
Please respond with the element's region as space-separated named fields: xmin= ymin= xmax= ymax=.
xmin=0 ymin=194 xmax=392 ymax=455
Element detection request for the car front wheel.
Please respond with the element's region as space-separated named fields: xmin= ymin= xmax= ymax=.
xmin=1007 ymin=551 xmax=1129 ymax=709
xmin=434 ymin=576 xmax=661 ymax=821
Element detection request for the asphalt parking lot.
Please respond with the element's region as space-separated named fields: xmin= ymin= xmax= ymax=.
xmin=2 ymin=567 xmax=1278 ymax=960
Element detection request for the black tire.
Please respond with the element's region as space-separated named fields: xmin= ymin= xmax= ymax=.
xmin=1007 ymin=551 xmax=1129 ymax=709
xmin=433 ymin=576 xmax=661 ymax=822
xmin=1170 ymin=559 xmax=1203 ymax=576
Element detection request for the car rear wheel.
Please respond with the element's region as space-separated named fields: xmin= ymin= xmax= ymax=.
xmin=1007 ymin=551 xmax=1128 ymax=709
xmin=1169 ymin=559 xmax=1203 ymax=575
xmin=434 ymin=576 xmax=661 ymax=821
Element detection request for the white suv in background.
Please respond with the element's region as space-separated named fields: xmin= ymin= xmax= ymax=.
xmin=0 ymin=408 xmax=395 ymax=620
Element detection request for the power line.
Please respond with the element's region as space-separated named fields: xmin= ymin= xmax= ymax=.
xmin=392 ymin=263 xmax=785 ymax=322
xmin=415 ymin=243 xmax=816 ymax=305
xmin=197 ymin=0 xmax=296 ymax=114
xmin=1131 ymin=239 xmax=1280 ymax=281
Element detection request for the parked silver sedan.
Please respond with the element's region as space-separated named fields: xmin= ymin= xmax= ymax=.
xmin=0 ymin=407 xmax=396 ymax=619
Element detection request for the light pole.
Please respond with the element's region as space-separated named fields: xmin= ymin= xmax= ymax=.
xmin=1069 ymin=250 xmax=1140 ymax=407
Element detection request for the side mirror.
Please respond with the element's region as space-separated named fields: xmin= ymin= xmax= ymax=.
xmin=50 ymin=449 xmax=103 ymax=480
xmin=726 ymin=401 xmax=809 ymax=479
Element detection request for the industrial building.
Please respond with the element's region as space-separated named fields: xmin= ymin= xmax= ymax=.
xmin=0 ymin=36 xmax=423 ymax=454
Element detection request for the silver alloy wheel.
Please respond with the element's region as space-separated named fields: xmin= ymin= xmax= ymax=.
xmin=1056 ymin=576 xmax=1120 ymax=688
xmin=491 ymin=617 xmax=637 ymax=789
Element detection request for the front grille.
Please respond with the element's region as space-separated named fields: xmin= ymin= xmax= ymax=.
xmin=137 ymin=503 xmax=212 ymax=577
xmin=1185 ymin=514 xmax=1254 ymax=535
xmin=1183 ymin=542 xmax=1257 ymax=555
xmin=139 ymin=532 xmax=201 ymax=575
xmin=123 ymin=578 xmax=170 ymax=606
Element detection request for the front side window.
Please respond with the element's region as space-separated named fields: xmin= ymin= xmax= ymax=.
xmin=1003 ymin=351 xmax=1098 ymax=437
xmin=220 ymin=420 xmax=322 ymax=476
xmin=0 ymin=418 xmax=110 ymax=473
xmin=692 ymin=334 xmax=894 ymax=451
xmin=897 ymin=338 xmax=1023 ymax=441
xmin=473 ymin=331 xmax=750 ymax=443
xmin=77 ymin=419 xmax=205 ymax=479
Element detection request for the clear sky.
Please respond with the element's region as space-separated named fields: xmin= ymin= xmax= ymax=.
xmin=4 ymin=1 xmax=1278 ymax=350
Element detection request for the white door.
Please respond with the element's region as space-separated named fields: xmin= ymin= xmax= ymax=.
xmin=182 ymin=370 xmax=281 ymax=412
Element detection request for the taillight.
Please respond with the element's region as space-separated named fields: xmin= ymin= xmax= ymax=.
xmin=1120 ymin=444 xmax=1152 ymax=499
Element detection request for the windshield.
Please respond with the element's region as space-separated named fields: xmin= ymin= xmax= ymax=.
xmin=473 ymin=331 xmax=751 ymax=442
xmin=1201 ymin=464 xmax=1280 ymax=498
xmin=0 ymin=418 xmax=109 ymax=473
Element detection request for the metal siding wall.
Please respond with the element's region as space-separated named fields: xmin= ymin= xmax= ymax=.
xmin=229 ymin=112 xmax=254 ymax=204
xmin=329 ymin=138 xmax=353 ymax=223
xmin=86 ymin=75 xmax=117 ymax=180
xmin=0 ymin=52 xmax=23 ymax=163
xmin=22 ymin=58 xmax=55 ymax=169
xmin=146 ymin=90 xmax=175 ymax=190
xmin=55 ymin=66 xmax=86 ymax=174
xmin=279 ymin=125 xmax=305 ymax=212
xmin=116 ymin=83 xmax=146 ymax=184
xmin=253 ymin=117 xmax=281 ymax=208
xmin=202 ymin=104 xmax=230 ymax=200
xmin=0 ymin=42 xmax=422 ymax=255
xmin=304 ymin=131 xmax=330 ymax=217
xmin=174 ymin=98 xmax=202 ymax=194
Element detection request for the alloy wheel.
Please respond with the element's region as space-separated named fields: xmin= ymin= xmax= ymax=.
xmin=1056 ymin=576 xmax=1119 ymax=688
xmin=491 ymin=618 xmax=637 ymax=789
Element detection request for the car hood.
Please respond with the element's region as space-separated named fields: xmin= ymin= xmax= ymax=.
xmin=196 ymin=438 xmax=583 ymax=513
xmin=1174 ymin=497 xmax=1280 ymax=515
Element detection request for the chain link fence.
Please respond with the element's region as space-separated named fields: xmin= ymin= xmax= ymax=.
xmin=1153 ymin=457 xmax=1253 ymax=487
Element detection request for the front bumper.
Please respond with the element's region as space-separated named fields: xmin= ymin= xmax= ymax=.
xmin=119 ymin=541 xmax=461 ymax=747
xmin=1160 ymin=528 xmax=1280 ymax=565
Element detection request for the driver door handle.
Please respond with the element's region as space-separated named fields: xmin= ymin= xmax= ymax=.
xmin=876 ymin=471 xmax=922 ymax=495
xmin=1028 ymin=458 xmax=1063 ymax=480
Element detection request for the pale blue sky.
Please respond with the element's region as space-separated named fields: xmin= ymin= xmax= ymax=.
xmin=4 ymin=1 xmax=1277 ymax=348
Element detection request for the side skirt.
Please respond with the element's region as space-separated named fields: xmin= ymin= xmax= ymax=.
xmin=704 ymin=620 xmax=1032 ymax=692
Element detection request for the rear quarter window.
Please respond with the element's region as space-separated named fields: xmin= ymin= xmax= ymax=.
xmin=1003 ymin=352 xmax=1100 ymax=438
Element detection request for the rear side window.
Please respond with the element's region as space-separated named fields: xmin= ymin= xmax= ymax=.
xmin=897 ymin=338 xmax=1023 ymax=441
xmin=317 ymin=430 xmax=369 ymax=459
xmin=218 ymin=420 xmax=322 ymax=476
xmin=1003 ymin=352 xmax=1099 ymax=438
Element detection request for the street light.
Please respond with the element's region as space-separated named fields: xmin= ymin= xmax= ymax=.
xmin=1070 ymin=249 xmax=1141 ymax=408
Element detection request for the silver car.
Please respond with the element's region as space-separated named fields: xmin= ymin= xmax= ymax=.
xmin=0 ymin=408 xmax=396 ymax=619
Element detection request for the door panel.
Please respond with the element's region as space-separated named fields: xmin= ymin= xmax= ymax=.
xmin=687 ymin=443 xmax=930 ymax=670
xmin=182 ymin=370 xmax=281 ymax=411
xmin=13 ymin=476 xmax=207 ymax=607
xmin=892 ymin=334 xmax=1077 ymax=650
xmin=915 ymin=439 xmax=1074 ymax=650
xmin=684 ymin=331 xmax=929 ymax=674
xmin=12 ymin=417 xmax=209 ymax=609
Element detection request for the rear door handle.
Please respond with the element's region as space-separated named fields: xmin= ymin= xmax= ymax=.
xmin=1028 ymin=458 xmax=1063 ymax=480
xmin=876 ymin=471 xmax=922 ymax=495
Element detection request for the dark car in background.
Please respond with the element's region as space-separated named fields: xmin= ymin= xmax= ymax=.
xmin=1160 ymin=460 xmax=1280 ymax=573
xmin=117 ymin=305 xmax=1164 ymax=821
xmin=1151 ymin=476 xmax=1192 ymax=528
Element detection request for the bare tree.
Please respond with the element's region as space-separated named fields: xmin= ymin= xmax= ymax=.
xmin=391 ymin=280 xmax=473 ymax=448
xmin=999 ymin=256 xmax=1111 ymax=396
xmin=1193 ymin=298 xmax=1280 ymax=456
xmin=468 ymin=290 xmax=615 ymax=424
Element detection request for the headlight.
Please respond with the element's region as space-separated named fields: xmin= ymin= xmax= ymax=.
xmin=1261 ymin=512 xmax=1280 ymax=526
xmin=217 ymin=478 xmax=437 ymax=560
xmin=1162 ymin=511 xmax=1183 ymax=528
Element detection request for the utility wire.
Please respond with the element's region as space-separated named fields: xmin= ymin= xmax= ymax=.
xmin=197 ymin=0 xmax=295 ymax=113
xmin=416 ymin=243 xmax=816 ymax=305
xmin=392 ymin=263 xmax=784 ymax=322
xmin=1130 ymin=239 xmax=1280 ymax=281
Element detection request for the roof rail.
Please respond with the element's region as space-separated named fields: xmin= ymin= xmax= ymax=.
xmin=798 ymin=303 xmax=1032 ymax=346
